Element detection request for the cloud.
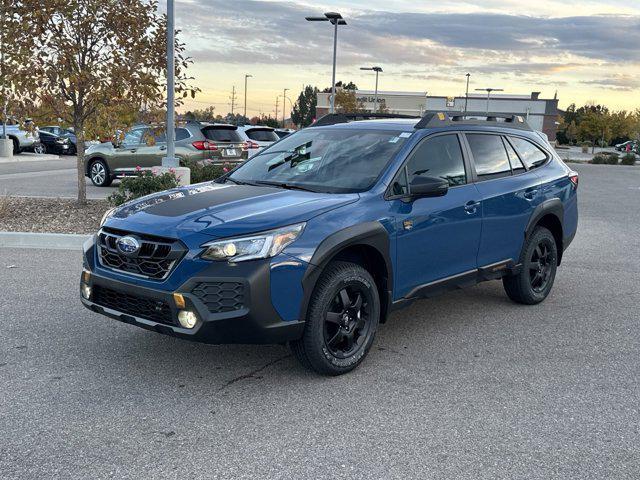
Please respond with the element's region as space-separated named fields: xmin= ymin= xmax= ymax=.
xmin=579 ymin=75 xmax=640 ymax=91
xmin=176 ymin=0 xmax=640 ymax=71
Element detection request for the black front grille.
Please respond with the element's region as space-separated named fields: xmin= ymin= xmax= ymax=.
xmin=92 ymin=285 xmax=174 ymax=325
xmin=97 ymin=229 xmax=186 ymax=280
xmin=192 ymin=282 xmax=245 ymax=313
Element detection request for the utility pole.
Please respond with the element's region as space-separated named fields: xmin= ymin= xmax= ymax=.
xmin=282 ymin=88 xmax=289 ymax=126
xmin=464 ymin=73 xmax=471 ymax=113
xmin=163 ymin=0 xmax=177 ymax=168
xmin=229 ymin=85 xmax=237 ymax=116
xmin=244 ymin=74 xmax=252 ymax=119
xmin=275 ymin=96 xmax=279 ymax=123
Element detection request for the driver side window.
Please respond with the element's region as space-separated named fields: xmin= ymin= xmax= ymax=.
xmin=406 ymin=134 xmax=467 ymax=187
xmin=123 ymin=129 xmax=144 ymax=146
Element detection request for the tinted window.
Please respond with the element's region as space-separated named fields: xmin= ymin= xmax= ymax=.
xmin=503 ymin=138 xmax=526 ymax=172
xmin=202 ymin=126 xmax=242 ymax=142
xmin=405 ymin=135 xmax=466 ymax=187
xmin=246 ymin=128 xmax=279 ymax=142
xmin=123 ymin=129 xmax=144 ymax=145
xmin=509 ymin=137 xmax=548 ymax=169
xmin=229 ymin=128 xmax=409 ymax=193
xmin=155 ymin=128 xmax=191 ymax=142
xmin=467 ymin=134 xmax=511 ymax=176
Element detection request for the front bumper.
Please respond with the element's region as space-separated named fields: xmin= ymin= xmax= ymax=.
xmin=80 ymin=249 xmax=305 ymax=345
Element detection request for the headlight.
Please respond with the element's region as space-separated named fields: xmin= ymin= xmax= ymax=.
xmin=99 ymin=207 xmax=116 ymax=227
xmin=201 ymin=223 xmax=305 ymax=262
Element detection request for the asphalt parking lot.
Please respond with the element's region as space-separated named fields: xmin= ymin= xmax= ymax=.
xmin=0 ymin=156 xmax=116 ymax=200
xmin=1 ymin=163 xmax=639 ymax=479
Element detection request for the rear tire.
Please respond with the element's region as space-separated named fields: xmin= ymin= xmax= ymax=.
xmin=12 ymin=138 xmax=20 ymax=155
xmin=503 ymin=226 xmax=558 ymax=305
xmin=290 ymin=261 xmax=380 ymax=375
xmin=89 ymin=159 xmax=113 ymax=187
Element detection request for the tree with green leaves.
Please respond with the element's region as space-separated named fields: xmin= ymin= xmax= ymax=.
xmin=579 ymin=110 xmax=611 ymax=153
xmin=291 ymin=86 xmax=318 ymax=127
xmin=16 ymin=0 xmax=197 ymax=203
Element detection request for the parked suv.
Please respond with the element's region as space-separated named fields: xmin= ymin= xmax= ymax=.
xmin=84 ymin=122 xmax=247 ymax=186
xmin=237 ymin=125 xmax=279 ymax=157
xmin=80 ymin=112 xmax=579 ymax=375
xmin=2 ymin=120 xmax=41 ymax=154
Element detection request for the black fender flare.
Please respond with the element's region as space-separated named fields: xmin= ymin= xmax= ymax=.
xmin=524 ymin=198 xmax=565 ymax=263
xmin=299 ymin=221 xmax=393 ymax=323
xmin=525 ymin=198 xmax=563 ymax=238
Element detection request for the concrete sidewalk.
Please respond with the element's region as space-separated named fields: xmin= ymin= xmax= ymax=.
xmin=0 ymin=231 xmax=90 ymax=250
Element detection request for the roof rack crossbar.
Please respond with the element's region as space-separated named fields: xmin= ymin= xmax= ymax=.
xmin=414 ymin=111 xmax=532 ymax=131
xmin=310 ymin=112 xmax=420 ymax=127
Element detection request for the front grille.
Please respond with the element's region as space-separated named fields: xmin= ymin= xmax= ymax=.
xmin=92 ymin=285 xmax=174 ymax=325
xmin=192 ymin=282 xmax=245 ymax=313
xmin=97 ymin=229 xmax=186 ymax=280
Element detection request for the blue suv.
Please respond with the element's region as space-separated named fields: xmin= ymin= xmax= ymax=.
xmin=80 ymin=112 xmax=579 ymax=375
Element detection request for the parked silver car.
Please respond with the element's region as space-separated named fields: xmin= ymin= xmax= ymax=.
xmin=236 ymin=125 xmax=279 ymax=157
xmin=2 ymin=120 xmax=41 ymax=154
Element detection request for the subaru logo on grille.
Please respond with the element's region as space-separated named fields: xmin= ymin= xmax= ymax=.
xmin=116 ymin=236 xmax=140 ymax=255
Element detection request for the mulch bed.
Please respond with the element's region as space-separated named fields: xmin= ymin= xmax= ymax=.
xmin=0 ymin=196 xmax=110 ymax=234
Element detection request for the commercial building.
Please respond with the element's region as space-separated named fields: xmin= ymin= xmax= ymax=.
xmin=316 ymin=90 xmax=561 ymax=140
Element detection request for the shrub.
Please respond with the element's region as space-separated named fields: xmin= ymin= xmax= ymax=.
xmin=107 ymin=168 xmax=180 ymax=206
xmin=181 ymin=159 xmax=231 ymax=184
xmin=591 ymin=152 xmax=619 ymax=165
xmin=621 ymin=153 xmax=637 ymax=166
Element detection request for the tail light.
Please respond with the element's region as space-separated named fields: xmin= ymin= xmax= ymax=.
xmin=569 ymin=171 xmax=579 ymax=189
xmin=243 ymin=140 xmax=260 ymax=150
xmin=192 ymin=141 xmax=218 ymax=151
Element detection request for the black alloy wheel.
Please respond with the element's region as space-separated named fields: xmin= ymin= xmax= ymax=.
xmin=324 ymin=284 xmax=373 ymax=359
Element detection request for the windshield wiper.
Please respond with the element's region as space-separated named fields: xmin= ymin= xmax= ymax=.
xmin=223 ymin=177 xmax=255 ymax=186
xmin=253 ymin=180 xmax=318 ymax=192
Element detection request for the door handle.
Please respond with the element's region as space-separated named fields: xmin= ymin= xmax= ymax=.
xmin=524 ymin=189 xmax=538 ymax=200
xmin=129 ymin=149 xmax=137 ymax=153
xmin=159 ymin=145 xmax=167 ymax=151
xmin=464 ymin=201 xmax=480 ymax=214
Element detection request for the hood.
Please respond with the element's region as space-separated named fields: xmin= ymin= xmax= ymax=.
xmin=105 ymin=182 xmax=359 ymax=243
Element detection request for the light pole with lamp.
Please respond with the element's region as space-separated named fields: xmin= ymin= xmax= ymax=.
xmin=360 ymin=66 xmax=382 ymax=113
xmin=305 ymin=12 xmax=347 ymax=114
xmin=475 ymin=87 xmax=504 ymax=114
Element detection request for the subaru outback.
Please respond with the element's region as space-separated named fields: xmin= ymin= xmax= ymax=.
xmin=85 ymin=122 xmax=247 ymax=187
xmin=80 ymin=112 xmax=579 ymax=375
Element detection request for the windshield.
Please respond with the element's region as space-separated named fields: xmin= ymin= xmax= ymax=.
xmin=228 ymin=128 xmax=410 ymax=193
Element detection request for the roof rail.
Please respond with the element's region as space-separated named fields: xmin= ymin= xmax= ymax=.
xmin=310 ymin=112 xmax=420 ymax=127
xmin=414 ymin=111 xmax=532 ymax=130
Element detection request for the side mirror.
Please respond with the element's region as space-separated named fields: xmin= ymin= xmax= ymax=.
xmin=410 ymin=176 xmax=449 ymax=198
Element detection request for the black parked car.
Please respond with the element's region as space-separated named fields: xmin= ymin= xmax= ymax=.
xmin=35 ymin=130 xmax=73 ymax=155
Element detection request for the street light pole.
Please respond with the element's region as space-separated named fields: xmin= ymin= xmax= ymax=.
xmin=475 ymin=87 xmax=504 ymax=114
xmin=244 ymin=74 xmax=252 ymax=119
xmin=164 ymin=0 xmax=177 ymax=168
xmin=306 ymin=12 xmax=347 ymax=115
xmin=360 ymin=66 xmax=383 ymax=113
xmin=464 ymin=73 xmax=471 ymax=113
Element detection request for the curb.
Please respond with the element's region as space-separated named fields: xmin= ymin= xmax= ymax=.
xmin=0 ymin=232 xmax=91 ymax=250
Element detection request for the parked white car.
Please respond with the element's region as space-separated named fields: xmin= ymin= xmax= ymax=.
xmin=236 ymin=125 xmax=279 ymax=157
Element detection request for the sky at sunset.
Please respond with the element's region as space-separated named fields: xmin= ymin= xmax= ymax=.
xmin=172 ymin=0 xmax=640 ymax=117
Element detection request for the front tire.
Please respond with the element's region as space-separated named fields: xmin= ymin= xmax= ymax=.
xmin=290 ymin=261 xmax=380 ymax=376
xmin=89 ymin=159 xmax=113 ymax=187
xmin=503 ymin=226 xmax=558 ymax=305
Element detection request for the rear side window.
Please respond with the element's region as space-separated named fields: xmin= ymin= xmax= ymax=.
xmin=246 ymin=128 xmax=279 ymax=142
xmin=202 ymin=127 xmax=242 ymax=142
xmin=405 ymin=134 xmax=467 ymax=187
xmin=175 ymin=128 xmax=190 ymax=141
xmin=503 ymin=138 xmax=526 ymax=173
xmin=509 ymin=137 xmax=548 ymax=169
xmin=467 ymin=134 xmax=511 ymax=177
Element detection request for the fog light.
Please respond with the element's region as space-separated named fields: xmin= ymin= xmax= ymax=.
xmin=178 ymin=310 xmax=198 ymax=329
xmin=81 ymin=284 xmax=92 ymax=300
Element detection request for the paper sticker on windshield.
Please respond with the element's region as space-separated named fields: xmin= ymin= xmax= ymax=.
xmin=388 ymin=137 xmax=400 ymax=143
xmin=399 ymin=132 xmax=412 ymax=138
